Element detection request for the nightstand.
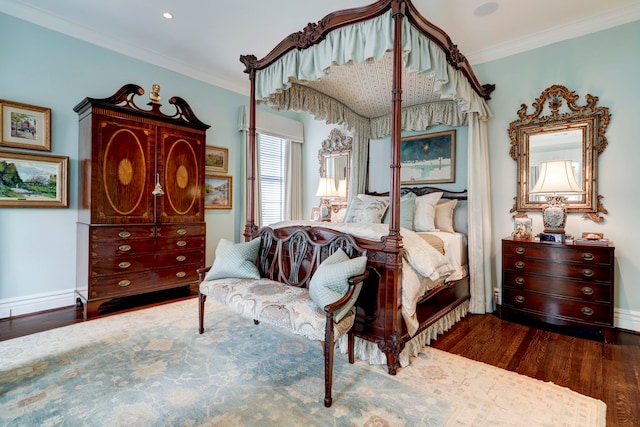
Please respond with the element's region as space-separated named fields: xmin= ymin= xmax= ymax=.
xmin=501 ymin=237 xmax=615 ymax=342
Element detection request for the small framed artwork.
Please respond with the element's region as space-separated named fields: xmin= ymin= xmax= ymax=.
xmin=0 ymin=100 xmax=52 ymax=151
xmin=512 ymin=216 xmax=533 ymax=240
xmin=205 ymin=146 xmax=228 ymax=173
xmin=0 ymin=150 xmax=69 ymax=208
xmin=204 ymin=174 xmax=232 ymax=209
xmin=310 ymin=207 xmax=320 ymax=221
xmin=400 ymin=130 xmax=455 ymax=184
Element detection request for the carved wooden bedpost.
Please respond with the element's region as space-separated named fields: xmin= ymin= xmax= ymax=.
xmin=240 ymin=55 xmax=259 ymax=241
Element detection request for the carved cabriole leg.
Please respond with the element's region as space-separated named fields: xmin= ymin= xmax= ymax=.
xmin=198 ymin=292 xmax=206 ymax=334
xmin=324 ymin=316 xmax=335 ymax=407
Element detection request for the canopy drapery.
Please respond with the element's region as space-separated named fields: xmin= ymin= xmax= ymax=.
xmin=244 ymin=3 xmax=495 ymax=313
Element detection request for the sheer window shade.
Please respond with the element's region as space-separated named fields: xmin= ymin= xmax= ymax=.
xmin=258 ymin=133 xmax=286 ymax=225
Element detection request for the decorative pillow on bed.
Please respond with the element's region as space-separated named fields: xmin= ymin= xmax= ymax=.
xmin=344 ymin=196 xmax=389 ymax=224
xmin=204 ymin=237 xmax=261 ymax=281
xmin=382 ymin=193 xmax=416 ymax=229
xmin=309 ymin=248 xmax=367 ymax=322
xmin=435 ymin=199 xmax=458 ymax=233
xmin=413 ymin=191 xmax=443 ymax=232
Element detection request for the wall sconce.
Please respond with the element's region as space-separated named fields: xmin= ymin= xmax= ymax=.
xmin=315 ymin=177 xmax=337 ymax=221
xmin=530 ymin=160 xmax=583 ymax=237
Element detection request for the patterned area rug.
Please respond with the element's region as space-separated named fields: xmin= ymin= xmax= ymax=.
xmin=0 ymin=298 xmax=606 ymax=426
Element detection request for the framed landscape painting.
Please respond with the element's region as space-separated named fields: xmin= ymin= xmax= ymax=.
xmin=0 ymin=100 xmax=52 ymax=151
xmin=0 ymin=150 xmax=69 ymax=208
xmin=204 ymin=174 xmax=232 ymax=209
xmin=205 ymin=146 xmax=228 ymax=173
xmin=400 ymin=130 xmax=456 ymax=184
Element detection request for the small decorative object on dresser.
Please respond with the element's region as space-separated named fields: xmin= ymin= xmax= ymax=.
xmin=512 ymin=217 xmax=532 ymax=240
xmin=501 ymin=237 xmax=614 ymax=342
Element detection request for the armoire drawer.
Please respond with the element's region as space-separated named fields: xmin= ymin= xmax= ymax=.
xmin=90 ymin=249 xmax=205 ymax=276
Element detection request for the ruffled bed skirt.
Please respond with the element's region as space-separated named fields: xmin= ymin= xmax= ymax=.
xmin=337 ymin=300 xmax=469 ymax=368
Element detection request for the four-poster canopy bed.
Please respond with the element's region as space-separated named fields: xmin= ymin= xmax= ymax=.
xmin=239 ymin=0 xmax=495 ymax=373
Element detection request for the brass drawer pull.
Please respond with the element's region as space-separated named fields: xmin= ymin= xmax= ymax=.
xmin=515 ymin=247 xmax=525 ymax=255
xmin=515 ymin=277 xmax=525 ymax=285
xmin=582 ymin=252 xmax=595 ymax=261
xmin=177 ymin=240 xmax=187 ymax=247
xmin=118 ymin=280 xmax=131 ymax=287
xmin=118 ymin=244 xmax=132 ymax=252
xmin=581 ymin=307 xmax=594 ymax=316
xmin=515 ymin=295 xmax=525 ymax=303
xmin=176 ymin=255 xmax=186 ymax=262
xmin=581 ymin=286 xmax=594 ymax=296
xmin=118 ymin=261 xmax=131 ymax=269
xmin=515 ymin=261 xmax=525 ymax=269
xmin=118 ymin=231 xmax=132 ymax=238
xmin=177 ymin=228 xmax=187 ymax=235
xmin=176 ymin=272 xmax=186 ymax=278
xmin=582 ymin=269 xmax=594 ymax=278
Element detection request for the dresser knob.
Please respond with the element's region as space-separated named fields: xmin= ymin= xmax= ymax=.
xmin=176 ymin=272 xmax=186 ymax=278
xmin=176 ymin=255 xmax=186 ymax=262
xmin=515 ymin=277 xmax=525 ymax=286
xmin=581 ymin=307 xmax=594 ymax=316
xmin=177 ymin=240 xmax=187 ymax=247
xmin=177 ymin=228 xmax=187 ymax=235
xmin=118 ymin=231 xmax=132 ymax=238
xmin=515 ymin=261 xmax=525 ymax=269
xmin=118 ymin=245 xmax=132 ymax=252
xmin=118 ymin=261 xmax=131 ymax=269
xmin=582 ymin=252 xmax=595 ymax=261
xmin=581 ymin=286 xmax=594 ymax=296
xmin=118 ymin=280 xmax=131 ymax=287
xmin=582 ymin=269 xmax=594 ymax=278
xmin=515 ymin=295 xmax=525 ymax=303
xmin=515 ymin=247 xmax=525 ymax=255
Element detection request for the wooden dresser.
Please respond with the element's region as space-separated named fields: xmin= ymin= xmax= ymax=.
xmin=74 ymin=84 xmax=210 ymax=319
xmin=501 ymin=237 xmax=614 ymax=342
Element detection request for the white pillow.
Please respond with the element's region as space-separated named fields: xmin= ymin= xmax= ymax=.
xmin=344 ymin=196 xmax=389 ymax=224
xmin=435 ymin=199 xmax=458 ymax=233
xmin=413 ymin=192 xmax=443 ymax=232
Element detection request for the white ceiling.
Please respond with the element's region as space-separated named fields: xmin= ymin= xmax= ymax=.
xmin=2 ymin=0 xmax=640 ymax=96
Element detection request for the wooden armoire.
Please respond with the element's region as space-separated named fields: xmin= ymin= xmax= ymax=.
xmin=74 ymin=84 xmax=210 ymax=319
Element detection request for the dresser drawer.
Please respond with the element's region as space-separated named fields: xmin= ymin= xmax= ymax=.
xmin=157 ymin=223 xmax=205 ymax=238
xmin=503 ymin=287 xmax=612 ymax=325
xmin=90 ymin=249 xmax=204 ymax=276
xmin=503 ymin=241 xmax=612 ymax=265
xmin=89 ymin=264 xmax=201 ymax=298
xmin=503 ymin=254 xmax=612 ymax=283
xmin=503 ymin=271 xmax=611 ymax=302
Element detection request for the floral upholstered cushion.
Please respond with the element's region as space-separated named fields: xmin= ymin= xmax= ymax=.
xmin=199 ymin=277 xmax=355 ymax=342
xmin=308 ymin=249 xmax=367 ymax=322
xmin=204 ymin=237 xmax=261 ymax=281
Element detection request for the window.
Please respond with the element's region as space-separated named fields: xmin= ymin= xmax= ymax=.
xmin=258 ymin=133 xmax=287 ymax=225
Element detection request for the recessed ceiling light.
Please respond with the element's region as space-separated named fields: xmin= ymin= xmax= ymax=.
xmin=162 ymin=12 xmax=173 ymax=20
xmin=473 ymin=2 xmax=499 ymax=17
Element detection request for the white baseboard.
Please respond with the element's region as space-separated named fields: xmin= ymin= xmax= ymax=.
xmin=0 ymin=289 xmax=77 ymax=319
xmin=615 ymin=308 xmax=640 ymax=333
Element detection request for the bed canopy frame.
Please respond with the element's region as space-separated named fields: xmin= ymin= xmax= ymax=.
xmin=240 ymin=0 xmax=496 ymax=371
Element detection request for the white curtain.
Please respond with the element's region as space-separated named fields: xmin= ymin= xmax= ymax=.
xmin=285 ymin=140 xmax=303 ymax=220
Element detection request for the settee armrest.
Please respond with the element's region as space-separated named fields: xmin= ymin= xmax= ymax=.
xmin=323 ymin=270 xmax=369 ymax=316
xmin=197 ymin=266 xmax=212 ymax=282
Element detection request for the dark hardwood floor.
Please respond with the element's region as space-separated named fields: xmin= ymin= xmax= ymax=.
xmin=1 ymin=295 xmax=638 ymax=426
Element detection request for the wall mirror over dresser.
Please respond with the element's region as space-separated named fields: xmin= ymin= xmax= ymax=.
xmin=508 ymin=85 xmax=611 ymax=222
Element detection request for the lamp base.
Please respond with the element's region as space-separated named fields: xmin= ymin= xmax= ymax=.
xmin=541 ymin=195 xmax=568 ymax=235
xmin=539 ymin=232 xmax=566 ymax=243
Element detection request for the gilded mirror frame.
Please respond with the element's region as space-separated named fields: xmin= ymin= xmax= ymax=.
xmin=318 ymin=128 xmax=352 ymax=210
xmin=508 ymin=85 xmax=611 ymax=222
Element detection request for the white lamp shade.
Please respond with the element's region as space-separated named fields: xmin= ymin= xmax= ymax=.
xmin=315 ymin=177 xmax=337 ymax=198
xmin=336 ymin=179 xmax=347 ymax=198
xmin=530 ymin=160 xmax=583 ymax=195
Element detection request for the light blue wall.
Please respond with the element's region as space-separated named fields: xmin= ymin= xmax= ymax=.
xmin=0 ymin=14 xmax=247 ymax=308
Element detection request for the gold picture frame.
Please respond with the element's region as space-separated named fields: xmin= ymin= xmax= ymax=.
xmin=400 ymin=130 xmax=456 ymax=184
xmin=0 ymin=149 xmax=69 ymax=208
xmin=204 ymin=174 xmax=232 ymax=209
xmin=205 ymin=146 xmax=228 ymax=173
xmin=0 ymin=99 xmax=52 ymax=151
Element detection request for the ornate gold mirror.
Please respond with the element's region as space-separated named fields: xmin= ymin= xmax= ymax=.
xmin=318 ymin=128 xmax=352 ymax=210
xmin=508 ymin=85 xmax=611 ymax=222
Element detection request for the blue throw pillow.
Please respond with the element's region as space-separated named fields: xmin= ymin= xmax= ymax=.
xmin=204 ymin=237 xmax=261 ymax=280
xmin=309 ymin=248 xmax=367 ymax=322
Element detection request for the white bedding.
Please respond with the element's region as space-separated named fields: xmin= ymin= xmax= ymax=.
xmin=416 ymin=231 xmax=468 ymax=283
xmin=269 ymin=221 xmax=457 ymax=336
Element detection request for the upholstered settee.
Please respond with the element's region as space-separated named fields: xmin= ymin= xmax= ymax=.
xmin=197 ymin=226 xmax=369 ymax=407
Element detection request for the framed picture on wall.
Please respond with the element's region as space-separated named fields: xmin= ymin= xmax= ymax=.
xmin=204 ymin=174 xmax=232 ymax=209
xmin=400 ymin=130 xmax=455 ymax=184
xmin=0 ymin=149 xmax=69 ymax=208
xmin=0 ymin=100 xmax=52 ymax=151
xmin=205 ymin=146 xmax=228 ymax=173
